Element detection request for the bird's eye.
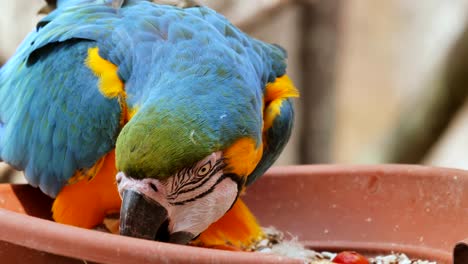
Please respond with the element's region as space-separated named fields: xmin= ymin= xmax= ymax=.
xmin=197 ymin=161 xmax=212 ymax=176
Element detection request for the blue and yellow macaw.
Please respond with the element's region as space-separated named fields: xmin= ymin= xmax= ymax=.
xmin=0 ymin=0 xmax=298 ymax=249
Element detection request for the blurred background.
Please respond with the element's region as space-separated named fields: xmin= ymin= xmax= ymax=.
xmin=2 ymin=0 xmax=468 ymax=183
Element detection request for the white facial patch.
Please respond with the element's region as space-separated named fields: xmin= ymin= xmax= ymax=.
xmin=116 ymin=151 xmax=239 ymax=237
xmin=169 ymin=176 xmax=238 ymax=235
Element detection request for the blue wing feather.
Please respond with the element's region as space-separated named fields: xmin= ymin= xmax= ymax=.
xmin=0 ymin=40 xmax=121 ymax=197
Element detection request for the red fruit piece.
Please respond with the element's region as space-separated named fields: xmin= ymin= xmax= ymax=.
xmin=333 ymin=251 xmax=370 ymax=264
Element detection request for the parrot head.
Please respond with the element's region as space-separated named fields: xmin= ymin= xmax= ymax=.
xmin=116 ymin=150 xmax=239 ymax=245
xmin=115 ymin=73 xmax=263 ymax=245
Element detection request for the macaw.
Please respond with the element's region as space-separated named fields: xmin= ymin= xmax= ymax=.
xmin=0 ymin=0 xmax=298 ymax=249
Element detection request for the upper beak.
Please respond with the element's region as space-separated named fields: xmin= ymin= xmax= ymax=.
xmin=120 ymin=190 xmax=169 ymax=241
xmin=119 ymin=190 xmax=195 ymax=244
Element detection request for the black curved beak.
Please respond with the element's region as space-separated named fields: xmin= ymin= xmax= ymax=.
xmin=120 ymin=190 xmax=168 ymax=241
xmin=119 ymin=190 xmax=196 ymax=244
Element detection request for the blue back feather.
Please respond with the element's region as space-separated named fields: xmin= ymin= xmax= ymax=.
xmin=0 ymin=1 xmax=289 ymax=196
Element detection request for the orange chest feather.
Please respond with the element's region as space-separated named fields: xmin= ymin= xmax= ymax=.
xmin=52 ymin=150 xmax=121 ymax=228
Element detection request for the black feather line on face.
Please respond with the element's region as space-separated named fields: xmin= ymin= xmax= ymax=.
xmin=171 ymin=167 xmax=191 ymax=193
xmin=169 ymin=172 xmax=240 ymax=206
xmin=166 ymin=159 xmax=224 ymax=201
xmin=173 ymin=160 xmax=224 ymax=195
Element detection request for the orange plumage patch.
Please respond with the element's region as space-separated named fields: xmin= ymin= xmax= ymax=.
xmin=52 ymin=150 xmax=121 ymax=228
xmin=263 ymin=75 xmax=299 ymax=132
xmin=85 ymin=47 xmax=124 ymax=98
xmin=191 ymin=198 xmax=263 ymax=250
xmin=85 ymin=47 xmax=130 ymax=125
xmin=223 ymin=137 xmax=263 ymax=180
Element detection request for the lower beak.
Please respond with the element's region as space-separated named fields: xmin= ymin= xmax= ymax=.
xmin=119 ymin=190 xmax=168 ymax=241
xmin=169 ymin=231 xmax=196 ymax=245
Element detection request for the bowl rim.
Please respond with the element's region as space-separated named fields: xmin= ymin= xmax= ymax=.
xmin=2 ymin=164 xmax=466 ymax=263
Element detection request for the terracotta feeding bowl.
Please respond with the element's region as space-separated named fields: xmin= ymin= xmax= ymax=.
xmin=0 ymin=165 xmax=467 ymax=263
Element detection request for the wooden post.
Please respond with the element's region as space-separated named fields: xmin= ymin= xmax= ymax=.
xmin=368 ymin=24 xmax=468 ymax=163
xmin=298 ymin=0 xmax=341 ymax=163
